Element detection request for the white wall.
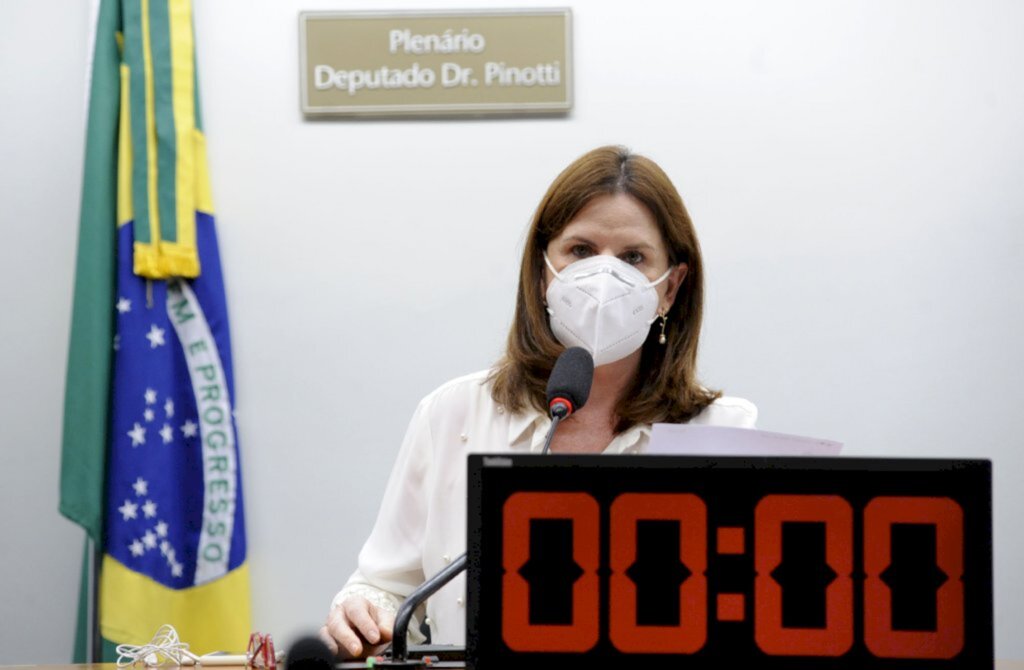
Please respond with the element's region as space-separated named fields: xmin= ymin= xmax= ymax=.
xmin=2 ymin=0 xmax=1022 ymax=661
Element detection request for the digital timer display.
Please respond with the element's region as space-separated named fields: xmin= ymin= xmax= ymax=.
xmin=466 ymin=455 xmax=992 ymax=670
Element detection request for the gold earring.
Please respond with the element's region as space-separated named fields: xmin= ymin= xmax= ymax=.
xmin=658 ymin=312 xmax=668 ymax=345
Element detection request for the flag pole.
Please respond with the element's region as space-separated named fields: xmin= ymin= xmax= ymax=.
xmin=91 ymin=537 xmax=102 ymax=662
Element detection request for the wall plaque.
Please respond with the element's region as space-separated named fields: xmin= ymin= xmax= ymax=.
xmin=299 ymin=8 xmax=572 ymax=117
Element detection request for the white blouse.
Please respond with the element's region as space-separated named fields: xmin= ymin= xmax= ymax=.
xmin=332 ymin=369 xmax=757 ymax=646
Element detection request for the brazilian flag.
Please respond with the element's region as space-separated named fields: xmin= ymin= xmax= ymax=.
xmin=60 ymin=0 xmax=250 ymax=660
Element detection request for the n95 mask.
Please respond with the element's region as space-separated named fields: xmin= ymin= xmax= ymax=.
xmin=544 ymin=253 xmax=672 ymax=367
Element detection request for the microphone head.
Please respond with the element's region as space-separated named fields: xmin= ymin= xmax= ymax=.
xmin=545 ymin=346 xmax=594 ymax=417
xmin=285 ymin=636 xmax=336 ymax=670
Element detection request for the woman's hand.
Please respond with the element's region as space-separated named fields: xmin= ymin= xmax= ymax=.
xmin=319 ymin=595 xmax=395 ymax=659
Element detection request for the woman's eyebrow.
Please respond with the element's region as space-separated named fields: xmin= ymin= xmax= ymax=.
xmin=622 ymin=242 xmax=657 ymax=251
xmin=562 ymin=235 xmax=597 ymax=246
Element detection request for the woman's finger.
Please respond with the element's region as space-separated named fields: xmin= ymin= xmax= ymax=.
xmin=344 ymin=597 xmax=381 ymax=645
xmin=317 ymin=625 xmax=339 ymax=657
xmin=325 ymin=604 xmax=365 ymax=658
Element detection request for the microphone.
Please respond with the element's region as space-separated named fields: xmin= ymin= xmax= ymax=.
xmin=542 ymin=347 xmax=594 ymax=454
xmin=284 ymin=636 xmax=335 ymax=670
xmin=545 ymin=347 xmax=594 ymax=418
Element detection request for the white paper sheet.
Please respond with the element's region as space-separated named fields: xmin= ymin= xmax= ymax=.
xmin=648 ymin=424 xmax=843 ymax=456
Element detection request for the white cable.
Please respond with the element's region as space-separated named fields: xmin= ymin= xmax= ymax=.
xmin=115 ymin=624 xmax=201 ymax=667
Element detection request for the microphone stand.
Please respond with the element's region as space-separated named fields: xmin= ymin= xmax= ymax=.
xmin=390 ymin=553 xmax=468 ymax=662
xmin=387 ymin=355 xmax=582 ymax=663
xmin=540 ymin=414 xmax=564 ymax=455
xmin=541 ymin=399 xmax=573 ymax=455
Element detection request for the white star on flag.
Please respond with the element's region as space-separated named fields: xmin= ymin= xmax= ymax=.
xmin=160 ymin=540 xmax=170 ymax=555
xmin=166 ymin=547 xmax=176 ymax=563
xmin=144 ymin=388 xmax=157 ymax=404
xmin=160 ymin=424 xmax=174 ymax=444
xmin=181 ymin=420 xmax=198 ymax=438
xmin=171 ymin=562 xmax=184 ymax=578
xmin=142 ymin=500 xmax=158 ymax=518
xmin=146 ymin=324 xmax=166 ymax=348
xmin=144 ymin=408 xmax=155 ymax=422
xmin=143 ymin=531 xmax=157 ymax=549
xmin=155 ymin=521 xmax=168 ymax=537
xmin=127 ymin=423 xmax=146 ymax=447
xmin=119 ymin=499 xmax=139 ymax=521
xmin=165 ymin=398 xmax=175 ymax=417
xmin=132 ymin=477 xmax=148 ymax=496
xmin=130 ymin=539 xmax=145 ymax=557
xmin=116 ymin=297 xmax=132 ymax=314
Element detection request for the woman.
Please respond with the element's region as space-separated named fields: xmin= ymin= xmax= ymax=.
xmin=320 ymin=146 xmax=756 ymax=658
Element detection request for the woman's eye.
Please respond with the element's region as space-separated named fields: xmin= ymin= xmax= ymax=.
xmin=570 ymin=244 xmax=594 ymax=258
xmin=621 ymin=250 xmax=644 ymax=265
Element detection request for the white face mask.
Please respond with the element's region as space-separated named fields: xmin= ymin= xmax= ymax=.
xmin=544 ymin=253 xmax=672 ymax=367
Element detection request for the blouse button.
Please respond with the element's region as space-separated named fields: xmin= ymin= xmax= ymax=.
xmin=424 ymin=617 xmax=432 ymax=626
xmin=459 ymin=433 xmax=468 ymax=442
xmin=443 ymin=554 xmax=451 ymax=563
xmin=497 ymin=407 xmax=505 ymax=414
xmin=457 ymin=596 xmax=465 ymax=606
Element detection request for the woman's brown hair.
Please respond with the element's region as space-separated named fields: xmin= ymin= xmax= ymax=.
xmin=489 ymin=145 xmax=719 ymax=431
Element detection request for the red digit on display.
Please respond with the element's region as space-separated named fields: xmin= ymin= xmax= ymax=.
xmin=608 ymin=493 xmax=708 ymax=654
xmin=754 ymin=495 xmax=854 ymax=656
xmin=501 ymin=492 xmax=600 ymax=652
xmin=864 ymin=496 xmax=964 ymax=659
